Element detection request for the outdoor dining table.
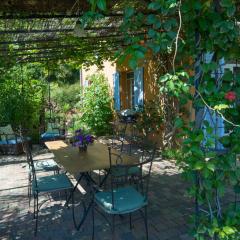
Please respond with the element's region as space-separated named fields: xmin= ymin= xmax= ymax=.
xmin=45 ymin=140 xmax=138 ymax=230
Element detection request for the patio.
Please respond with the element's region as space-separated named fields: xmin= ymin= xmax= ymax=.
xmin=0 ymin=145 xmax=192 ymax=240
xmin=0 ymin=1 xmax=239 ymax=239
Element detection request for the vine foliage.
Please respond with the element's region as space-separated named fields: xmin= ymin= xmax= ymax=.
xmin=84 ymin=0 xmax=240 ymax=239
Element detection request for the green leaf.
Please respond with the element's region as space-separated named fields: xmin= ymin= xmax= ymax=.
xmin=159 ymin=74 xmax=171 ymax=83
xmin=234 ymin=185 xmax=240 ymax=194
xmin=168 ymin=80 xmax=175 ymax=90
xmin=167 ymin=31 xmax=176 ymax=39
xmin=226 ymin=5 xmax=236 ymax=17
xmin=194 ymin=161 xmax=205 ymax=170
xmin=89 ymin=0 xmax=97 ymax=11
xmin=168 ymin=0 xmax=178 ymax=8
xmin=206 ymin=127 xmax=213 ymax=135
xmin=96 ymin=0 xmax=106 ymax=11
xmin=125 ymin=7 xmax=134 ymax=18
xmin=214 ymin=104 xmax=229 ymax=111
xmin=134 ymin=50 xmax=145 ymax=59
xmin=207 ymin=162 xmax=215 ymax=172
xmin=199 ymin=18 xmax=207 ymax=31
xmin=174 ymin=118 xmax=183 ymax=128
xmin=222 ymin=226 xmax=235 ymax=235
xmin=129 ymin=58 xmax=137 ymax=69
xmin=194 ymin=2 xmax=202 ymax=10
xmin=148 ymin=2 xmax=161 ymax=10
xmin=201 ymin=62 xmax=218 ymax=72
xmin=220 ymin=0 xmax=233 ymax=8
xmin=148 ymin=42 xmax=160 ymax=53
xmin=195 ymin=133 xmax=204 ymax=142
xmin=147 ymin=14 xmax=158 ymax=25
xmin=163 ymin=19 xmax=177 ymax=31
xmin=223 ymin=70 xmax=233 ymax=82
xmin=148 ymin=29 xmax=157 ymax=38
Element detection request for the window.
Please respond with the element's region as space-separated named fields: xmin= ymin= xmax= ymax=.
xmin=126 ymin=72 xmax=134 ymax=109
xmin=114 ymin=68 xmax=144 ymax=111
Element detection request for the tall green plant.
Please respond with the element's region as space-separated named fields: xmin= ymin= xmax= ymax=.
xmin=50 ymin=82 xmax=82 ymax=119
xmin=0 ymin=63 xmax=46 ymax=130
xmin=80 ymin=73 xmax=113 ymax=135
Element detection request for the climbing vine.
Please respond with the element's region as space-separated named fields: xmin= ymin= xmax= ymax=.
xmin=84 ymin=0 xmax=240 ymax=239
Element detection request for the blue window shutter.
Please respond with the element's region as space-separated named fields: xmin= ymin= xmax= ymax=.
xmin=202 ymin=53 xmax=225 ymax=150
xmin=113 ymin=72 xmax=120 ymax=110
xmin=204 ymin=52 xmax=214 ymax=63
xmin=133 ymin=67 xmax=144 ymax=109
xmin=202 ymin=108 xmax=225 ymax=150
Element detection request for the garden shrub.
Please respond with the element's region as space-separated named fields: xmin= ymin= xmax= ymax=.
xmin=79 ymin=73 xmax=113 ymax=136
xmin=0 ymin=64 xmax=46 ymax=141
xmin=50 ymin=82 xmax=82 ymax=120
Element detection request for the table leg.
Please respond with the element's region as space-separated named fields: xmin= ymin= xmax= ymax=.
xmin=65 ymin=174 xmax=84 ymax=207
xmin=68 ymin=171 xmax=110 ymax=231
xmin=67 ymin=172 xmax=96 ymax=230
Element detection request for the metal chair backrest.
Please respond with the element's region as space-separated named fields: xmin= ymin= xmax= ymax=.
xmin=107 ymin=143 xmax=156 ymax=210
xmin=44 ymin=117 xmax=62 ymax=133
xmin=112 ymin=120 xmax=127 ymax=139
xmin=23 ymin=141 xmax=38 ymax=190
xmin=137 ymin=142 xmax=157 ymax=196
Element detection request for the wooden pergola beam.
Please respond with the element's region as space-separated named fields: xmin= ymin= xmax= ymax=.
xmin=1 ymin=42 xmax=124 ymax=57
xmin=0 ymin=32 xmax=139 ymax=45
xmin=0 ymin=29 xmax=73 ymax=34
xmin=0 ymin=26 xmax=120 ymax=35
xmin=0 ymin=45 xmax=78 ymax=51
xmin=0 ymin=0 xmax=89 ymax=13
xmin=17 ymin=48 xmax=118 ymax=63
xmin=0 ymin=38 xmax=124 ymax=52
xmin=0 ymin=38 xmax=64 ymax=45
xmin=0 ymin=13 xmax=123 ymax=19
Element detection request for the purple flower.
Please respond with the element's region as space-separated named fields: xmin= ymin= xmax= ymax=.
xmin=77 ymin=135 xmax=83 ymax=142
xmin=73 ymin=130 xmax=94 ymax=147
xmin=75 ymin=129 xmax=82 ymax=134
xmin=85 ymin=135 xmax=91 ymax=143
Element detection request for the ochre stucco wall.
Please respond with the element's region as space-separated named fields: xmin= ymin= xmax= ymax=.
xmin=81 ymin=61 xmax=116 ymax=89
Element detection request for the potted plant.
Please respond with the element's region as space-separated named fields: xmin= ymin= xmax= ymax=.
xmin=72 ymin=129 xmax=94 ymax=152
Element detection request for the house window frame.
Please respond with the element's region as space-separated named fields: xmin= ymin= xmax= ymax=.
xmin=126 ymin=71 xmax=135 ymax=109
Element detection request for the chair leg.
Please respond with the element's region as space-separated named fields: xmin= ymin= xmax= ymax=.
xmin=112 ymin=215 xmax=115 ymax=240
xmin=120 ymin=140 xmax=124 ymax=152
xmin=64 ymin=190 xmax=68 ymax=202
xmin=34 ymin=193 xmax=39 ymax=236
xmin=33 ymin=194 xmax=36 ymax=219
xmin=28 ymin=173 xmax=32 ymax=207
xmin=28 ymin=187 xmax=32 ymax=207
xmin=92 ymin=203 xmax=95 ymax=240
xmin=129 ymin=213 xmax=133 ymax=230
xmin=129 ymin=142 xmax=132 ymax=155
xmin=98 ymin=170 xmax=101 ymax=186
xmin=144 ymin=207 xmax=149 ymax=240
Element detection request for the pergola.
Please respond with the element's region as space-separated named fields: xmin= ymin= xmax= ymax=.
xmin=0 ymin=0 xmax=146 ymax=64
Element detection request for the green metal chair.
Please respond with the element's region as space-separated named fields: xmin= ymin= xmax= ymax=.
xmin=0 ymin=124 xmax=31 ymax=155
xmin=110 ymin=137 xmax=155 ymax=179
xmin=40 ymin=117 xmax=65 ymax=144
xmin=91 ymin=145 xmax=156 ymax=239
xmin=109 ymin=120 xmax=127 ymax=152
xmin=23 ymin=139 xmax=60 ymax=206
xmin=25 ymin=143 xmax=74 ymax=236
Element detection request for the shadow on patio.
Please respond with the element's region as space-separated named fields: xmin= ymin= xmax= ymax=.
xmin=0 ymin=149 xmax=193 ymax=240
